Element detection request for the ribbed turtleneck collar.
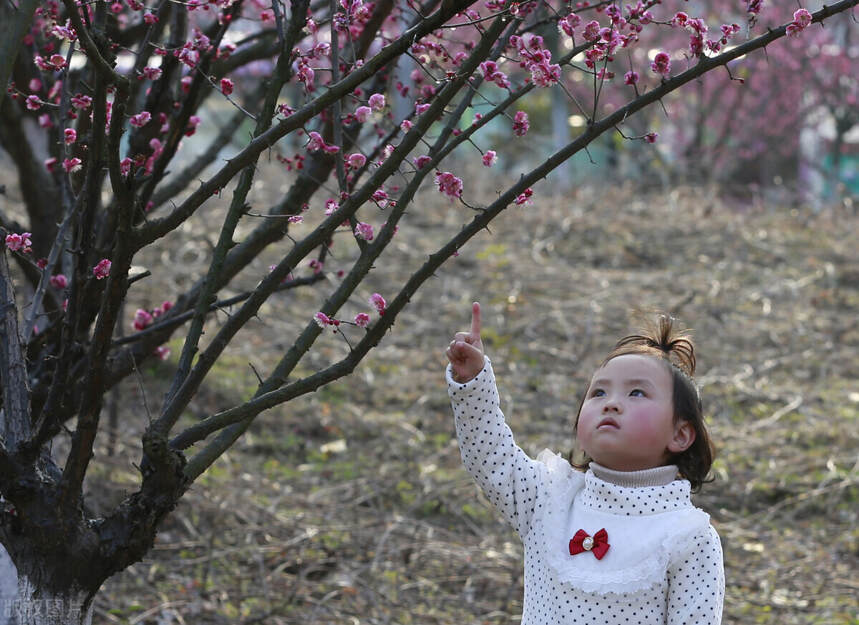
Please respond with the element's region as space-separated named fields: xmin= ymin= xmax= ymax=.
xmin=589 ymin=462 xmax=678 ymax=488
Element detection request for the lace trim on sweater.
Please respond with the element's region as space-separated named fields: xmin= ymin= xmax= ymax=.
xmin=535 ymin=449 xmax=711 ymax=595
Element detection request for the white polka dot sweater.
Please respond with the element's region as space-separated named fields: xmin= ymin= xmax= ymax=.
xmin=447 ymin=357 xmax=725 ymax=625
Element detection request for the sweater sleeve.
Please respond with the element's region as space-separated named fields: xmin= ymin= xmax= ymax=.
xmin=666 ymin=524 xmax=725 ymax=625
xmin=446 ymin=357 xmax=542 ymax=538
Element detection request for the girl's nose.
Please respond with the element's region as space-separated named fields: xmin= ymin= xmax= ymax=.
xmin=603 ymin=397 xmax=622 ymax=412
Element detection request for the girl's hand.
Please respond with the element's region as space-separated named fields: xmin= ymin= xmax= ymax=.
xmin=446 ymin=302 xmax=485 ymax=383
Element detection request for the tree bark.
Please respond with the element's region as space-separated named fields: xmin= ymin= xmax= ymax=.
xmin=9 ymin=576 xmax=93 ymax=625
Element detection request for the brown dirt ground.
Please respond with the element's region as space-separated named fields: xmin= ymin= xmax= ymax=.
xmin=7 ymin=168 xmax=858 ymax=623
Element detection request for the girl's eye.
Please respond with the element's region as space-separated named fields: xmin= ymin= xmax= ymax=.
xmin=590 ymin=388 xmax=605 ymax=398
xmin=629 ymin=389 xmax=646 ymax=397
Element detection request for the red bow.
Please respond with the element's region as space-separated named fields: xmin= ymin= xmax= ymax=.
xmin=569 ymin=528 xmax=610 ymax=560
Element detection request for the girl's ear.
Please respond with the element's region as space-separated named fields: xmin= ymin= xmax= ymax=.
xmin=667 ymin=420 xmax=696 ymax=454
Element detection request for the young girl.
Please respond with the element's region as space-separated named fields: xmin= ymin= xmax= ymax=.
xmin=446 ymin=302 xmax=724 ymax=625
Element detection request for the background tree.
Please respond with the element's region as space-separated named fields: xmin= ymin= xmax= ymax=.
xmin=0 ymin=0 xmax=857 ymax=623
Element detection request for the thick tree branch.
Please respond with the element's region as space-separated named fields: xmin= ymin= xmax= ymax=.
xmin=0 ymin=249 xmax=31 ymax=450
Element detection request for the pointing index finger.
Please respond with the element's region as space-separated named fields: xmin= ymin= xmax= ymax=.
xmin=470 ymin=301 xmax=481 ymax=338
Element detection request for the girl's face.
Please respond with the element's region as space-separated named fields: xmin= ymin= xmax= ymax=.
xmin=577 ymin=354 xmax=695 ymax=472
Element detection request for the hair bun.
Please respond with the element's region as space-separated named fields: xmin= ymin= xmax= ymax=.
xmin=613 ymin=313 xmax=696 ymax=376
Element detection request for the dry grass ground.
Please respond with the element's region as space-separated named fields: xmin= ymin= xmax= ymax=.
xmin=8 ymin=169 xmax=858 ymax=623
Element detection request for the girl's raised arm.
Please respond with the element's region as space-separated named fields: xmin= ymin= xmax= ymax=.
xmin=446 ymin=303 xmax=542 ymax=538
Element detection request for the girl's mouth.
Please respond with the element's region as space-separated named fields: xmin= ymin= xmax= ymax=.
xmin=597 ymin=418 xmax=620 ymax=430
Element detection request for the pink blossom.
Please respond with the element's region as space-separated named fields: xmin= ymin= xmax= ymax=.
xmin=624 ymin=70 xmax=639 ymax=85
xmin=49 ymin=54 xmax=67 ymax=70
xmin=512 ymin=111 xmax=530 ymax=137
xmin=368 ymin=93 xmax=385 ymax=111
xmin=297 ymin=63 xmax=315 ymax=90
xmin=154 ymin=345 xmax=171 ymax=360
xmin=415 ymin=103 xmax=430 ymax=115
xmin=62 ymin=157 xmax=83 ymax=173
xmin=314 ymin=312 xmax=332 ymax=327
xmin=133 ymin=308 xmax=153 ymax=330
xmin=793 ymin=8 xmax=812 ymax=28
xmin=130 ymin=111 xmax=151 ymax=127
xmin=305 ymin=131 xmax=339 ymax=153
xmin=671 ymin=12 xmax=689 ymax=27
xmin=482 ymin=150 xmax=497 ymax=167
xmin=185 ymin=115 xmax=201 ymax=136
xmin=644 ymin=132 xmax=658 ymax=143
xmin=44 ymin=157 xmax=58 ymax=173
xmin=38 ymin=114 xmax=53 ymax=129
xmin=70 ymin=94 xmax=92 ymax=110
xmin=530 ymin=62 xmax=561 ymax=88
xmin=583 ymin=20 xmax=601 ymax=41
xmin=413 ymin=155 xmax=432 ymax=169
xmin=355 ymin=105 xmax=372 ymax=122
xmin=29 ymin=78 xmax=42 ymax=92
xmin=400 ymin=119 xmax=412 ymax=132
xmin=25 ymin=95 xmax=42 ymax=111
xmin=559 ymin=12 xmax=581 ymax=36
xmin=92 ymin=258 xmax=111 ymax=279
xmin=142 ymin=66 xmax=162 ymax=80
xmin=435 ymin=171 xmax=463 ymax=201
xmin=650 ymin=52 xmax=671 ymax=76
xmin=346 ymin=153 xmax=366 ymax=169
xmin=325 ymin=198 xmax=340 ymax=214
xmin=354 ymin=312 xmax=370 ymax=328
xmin=120 ymin=157 xmax=133 ymax=177
xmin=50 ymin=274 xmax=68 ymax=289
xmin=354 ymin=222 xmax=374 ymax=241
xmin=219 ymin=78 xmax=234 ymax=95
xmin=5 ymin=232 xmax=32 ymax=253
xmin=369 ymin=293 xmax=386 ymax=314
xmin=143 ymin=10 xmax=158 ymax=23
xmin=64 ymin=128 xmax=77 ymax=145
xmin=514 ymin=188 xmax=533 ymax=205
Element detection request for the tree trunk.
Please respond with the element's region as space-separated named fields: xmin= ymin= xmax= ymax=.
xmin=9 ymin=576 xmax=93 ymax=625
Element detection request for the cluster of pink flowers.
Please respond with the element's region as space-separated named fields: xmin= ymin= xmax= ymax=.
xmin=479 ymin=61 xmax=510 ymax=89
xmin=346 ymin=153 xmax=366 ymax=169
xmin=306 ymin=131 xmax=340 ymax=154
xmin=514 ymin=188 xmax=533 ymax=206
xmin=132 ymin=300 xmax=173 ymax=331
xmin=49 ymin=274 xmax=67 ymax=289
xmin=129 ymin=111 xmax=151 ymax=128
xmin=313 ymin=294 xmax=384 ymax=333
xmin=650 ymin=51 xmax=671 ymax=76
xmin=786 ymin=9 xmax=813 ymax=37
xmin=413 ymin=155 xmax=432 ymax=169
xmin=141 ymin=66 xmax=162 ymax=81
xmin=354 ymin=222 xmax=374 ymax=241
xmin=670 ymin=11 xmax=741 ymax=57
xmin=435 ymin=171 xmax=463 ymax=201
xmin=92 ymin=258 xmax=111 ymax=280
xmin=4 ymin=232 xmax=33 ymax=253
xmin=512 ymin=111 xmax=529 ymax=137
xmin=332 ymin=0 xmax=371 ymax=38
xmin=482 ymin=150 xmax=497 ymax=167
xmin=507 ymin=34 xmax=560 ymax=88
xmin=63 ymin=157 xmax=82 ymax=173
xmin=70 ymin=94 xmax=92 ymax=110
xmin=220 ymin=78 xmax=234 ymax=95
xmin=34 ymin=54 xmax=67 ymax=72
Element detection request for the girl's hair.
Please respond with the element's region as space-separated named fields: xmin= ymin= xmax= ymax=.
xmin=572 ymin=314 xmax=715 ymax=492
